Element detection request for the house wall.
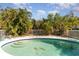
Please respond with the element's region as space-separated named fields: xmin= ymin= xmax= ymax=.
xmin=68 ymin=30 xmax=79 ymax=39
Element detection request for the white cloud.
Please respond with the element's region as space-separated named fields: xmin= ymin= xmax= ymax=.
xmin=29 ymin=6 xmax=32 ymax=9
xmin=73 ymin=7 xmax=79 ymax=12
xmin=48 ymin=3 xmax=73 ymax=8
xmin=13 ymin=3 xmax=32 ymax=9
xmin=57 ymin=3 xmax=76 ymax=9
xmin=34 ymin=10 xmax=46 ymax=19
xmin=13 ymin=3 xmax=25 ymax=9
xmin=58 ymin=3 xmax=70 ymax=8
xmin=48 ymin=3 xmax=76 ymax=10
xmin=13 ymin=3 xmax=32 ymax=12
xmin=37 ymin=10 xmax=46 ymax=15
xmin=48 ymin=10 xmax=59 ymax=15
xmin=27 ymin=8 xmax=32 ymax=12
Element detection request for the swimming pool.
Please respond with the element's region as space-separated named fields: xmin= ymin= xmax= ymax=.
xmin=1 ymin=37 xmax=79 ymax=56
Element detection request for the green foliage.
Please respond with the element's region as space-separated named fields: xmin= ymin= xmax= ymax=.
xmin=0 ymin=8 xmax=79 ymax=36
xmin=42 ymin=21 xmax=53 ymax=35
xmin=1 ymin=8 xmax=32 ymax=36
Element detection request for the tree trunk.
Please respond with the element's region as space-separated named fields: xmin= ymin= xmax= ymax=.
xmin=64 ymin=30 xmax=69 ymax=36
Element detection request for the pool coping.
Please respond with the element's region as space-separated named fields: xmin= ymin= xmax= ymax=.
xmin=0 ymin=36 xmax=79 ymax=56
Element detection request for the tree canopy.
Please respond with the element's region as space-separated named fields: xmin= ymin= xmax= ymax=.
xmin=0 ymin=8 xmax=79 ymax=36
xmin=0 ymin=8 xmax=32 ymax=36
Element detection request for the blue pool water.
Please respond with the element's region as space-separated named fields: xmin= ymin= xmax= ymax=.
xmin=2 ymin=38 xmax=79 ymax=56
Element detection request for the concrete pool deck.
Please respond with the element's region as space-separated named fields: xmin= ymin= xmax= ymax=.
xmin=0 ymin=36 xmax=79 ymax=56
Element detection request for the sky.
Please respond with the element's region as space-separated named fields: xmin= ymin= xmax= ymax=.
xmin=0 ymin=3 xmax=79 ymax=20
